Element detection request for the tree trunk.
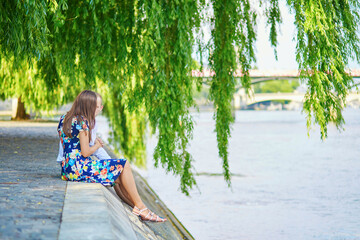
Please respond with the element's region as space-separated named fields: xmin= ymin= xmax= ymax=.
xmin=11 ymin=97 xmax=30 ymax=120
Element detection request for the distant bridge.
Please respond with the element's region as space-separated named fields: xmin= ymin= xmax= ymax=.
xmin=192 ymin=69 xmax=360 ymax=81
xmin=192 ymin=69 xmax=360 ymax=88
xmin=192 ymin=69 xmax=360 ymax=108
xmin=234 ymin=92 xmax=360 ymax=108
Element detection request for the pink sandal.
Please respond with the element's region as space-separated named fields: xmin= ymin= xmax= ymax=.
xmin=132 ymin=206 xmax=167 ymax=222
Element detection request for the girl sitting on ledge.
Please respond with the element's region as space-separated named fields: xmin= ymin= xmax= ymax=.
xmin=57 ymin=90 xmax=166 ymax=223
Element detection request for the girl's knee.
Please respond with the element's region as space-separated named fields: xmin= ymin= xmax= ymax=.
xmin=125 ymin=160 xmax=131 ymax=169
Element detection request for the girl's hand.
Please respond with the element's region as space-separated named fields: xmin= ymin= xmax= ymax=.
xmin=95 ymin=138 xmax=104 ymax=148
xmin=97 ymin=138 xmax=104 ymax=146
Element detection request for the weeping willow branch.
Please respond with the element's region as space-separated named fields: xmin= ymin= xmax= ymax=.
xmin=209 ymin=0 xmax=257 ymax=186
xmin=288 ymin=0 xmax=360 ymax=139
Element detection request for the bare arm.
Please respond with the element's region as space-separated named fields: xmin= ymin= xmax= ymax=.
xmin=79 ymin=131 xmax=103 ymax=157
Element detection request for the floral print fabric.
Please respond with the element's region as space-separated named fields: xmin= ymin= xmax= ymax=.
xmin=57 ymin=114 xmax=126 ymax=186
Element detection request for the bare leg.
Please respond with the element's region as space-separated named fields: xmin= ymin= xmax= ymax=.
xmin=118 ymin=177 xmax=134 ymax=205
xmin=114 ymin=178 xmax=134 ymax=207
xmin=118 ymin=161 xmax=145 ymax=209
xmin=115 ymin=161 xmax=167 ymax=222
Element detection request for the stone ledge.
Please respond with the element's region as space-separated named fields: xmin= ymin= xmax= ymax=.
xmin=58 ymin=156 xmax=194 ymax=240
xmin=58 ymin=182 xmax=118 ymax=240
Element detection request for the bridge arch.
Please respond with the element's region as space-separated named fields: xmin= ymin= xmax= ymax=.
xmin=191 ymin=69 xmax=360 ymax=109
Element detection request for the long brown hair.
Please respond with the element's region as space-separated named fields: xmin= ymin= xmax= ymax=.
xmin=63 ymin=90 xmax=97 ymax=141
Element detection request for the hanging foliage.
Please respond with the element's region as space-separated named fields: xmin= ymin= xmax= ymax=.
xmin=134 ymin=0 xmax=201 ymax=194
xmin=209 ymin=0 xmax=257 ymax=186
xmin=287 ymin=0 xmax=360 ymax=139
xmin=0 ymin=0 xmax=359 ymax=195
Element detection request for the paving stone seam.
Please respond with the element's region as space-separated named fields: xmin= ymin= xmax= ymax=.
xmin=57 ymin=181 xmax=67 ymax=240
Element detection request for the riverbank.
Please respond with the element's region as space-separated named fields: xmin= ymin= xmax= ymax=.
xmin=0 ymin=121 xmax=193 ymax=239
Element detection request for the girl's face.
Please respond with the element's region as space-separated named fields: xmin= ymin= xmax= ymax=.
xmin=95 ymin=97 xmax=103 ymax=116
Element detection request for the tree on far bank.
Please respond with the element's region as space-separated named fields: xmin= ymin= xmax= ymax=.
xmin=1 ymin=0 xmax=359 ymax=195
xmin=254 ymin=80 xmax=300 ymax=93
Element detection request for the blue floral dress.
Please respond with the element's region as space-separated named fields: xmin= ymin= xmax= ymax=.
xmin=57 ymin=114 xmax=126 ymax=186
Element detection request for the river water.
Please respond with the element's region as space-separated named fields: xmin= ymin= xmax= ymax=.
xmin=99 ymin=109 xmax=360 ymax=240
